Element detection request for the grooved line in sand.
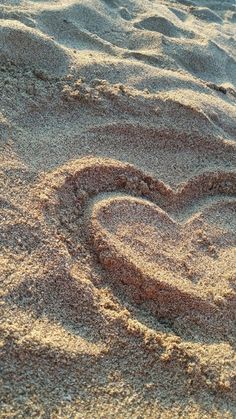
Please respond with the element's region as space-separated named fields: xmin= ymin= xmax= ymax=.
xmin=39 ymin=157 xmax=236 ymax=318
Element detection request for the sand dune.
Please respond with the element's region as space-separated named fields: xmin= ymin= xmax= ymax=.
xmin=1 ymin=0 xmax=236 ymax=417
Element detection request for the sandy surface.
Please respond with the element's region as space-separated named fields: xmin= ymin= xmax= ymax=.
xmin=0 ymin=0 xmax=236 ymax=417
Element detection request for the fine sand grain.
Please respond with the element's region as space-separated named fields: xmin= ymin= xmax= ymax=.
xmin=0 ymin=0 xmax=236 ymax=417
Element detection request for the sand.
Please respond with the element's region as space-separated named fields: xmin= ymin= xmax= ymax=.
xmin=0 ymin=0 xmax=236 ymax=417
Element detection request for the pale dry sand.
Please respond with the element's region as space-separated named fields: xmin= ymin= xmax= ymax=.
xmin=0 ymin=0 xmax=236 ymax=417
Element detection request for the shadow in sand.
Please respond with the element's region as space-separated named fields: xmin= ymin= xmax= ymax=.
xmin=2 ymin=247 xmax=236 ymax=415
xmin=4 ymin=269 xmax=106 ymax=345
xmin=0 ymin=223 xmax=45 ymax=254
xmin=92 ymin=262 xmax=236 ymax=349
xmin=1 ymin=314 xmax=235 ymax=417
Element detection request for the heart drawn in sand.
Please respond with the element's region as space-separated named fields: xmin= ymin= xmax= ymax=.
xmin=90 ymin=195 xmax=235 ymax=317
xmin=39 ymin=157 xmax=236 ymax=318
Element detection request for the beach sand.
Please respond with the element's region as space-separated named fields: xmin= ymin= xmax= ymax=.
xmin=0 ymin=0 xmax=236 ymax=417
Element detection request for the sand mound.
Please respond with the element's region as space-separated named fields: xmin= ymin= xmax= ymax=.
xmin=0 ymin=20 xmax=68 ymax=76
xmin=135 ymin=15 xmax=194 ymax=39
xmin=37 ymin=3 xmax=120 ymax=52
xmin=163 ymin=38 xmax=236 ymax=85
xmin=190 ymin=7 xmax=222 ymax=23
